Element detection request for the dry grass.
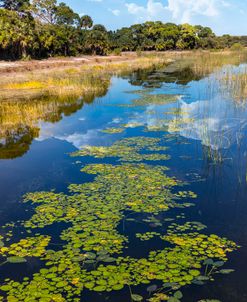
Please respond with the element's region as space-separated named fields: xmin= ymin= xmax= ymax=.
xmin=1 ymin=50 xmax=247 ymax=145
xmin=0 ymin=55 xmax=170 ymax=101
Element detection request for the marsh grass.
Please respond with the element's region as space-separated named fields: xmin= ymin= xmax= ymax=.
xmin=1 ymin=50 xmax=246 ymax=102
xmin=220 ymin=66 xmax=247 ymax=103
xmin=0 ymin=56 xmax=170 ymax=101
xmin=181 ymin=50 xmax=247 ymax=77
xmin=0 ymin=56 xmax=170 ymax=156
xmin=1 ymin=51 xmax=247 ymax=159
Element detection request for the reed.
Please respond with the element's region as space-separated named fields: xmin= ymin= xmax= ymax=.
xmin=0 ymin=55 xmax=170 ymax=101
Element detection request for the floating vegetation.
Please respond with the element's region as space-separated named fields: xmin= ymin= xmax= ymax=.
xmin=166 ymin=222 xmax=207 ymax=236
xmin=132 ymin=94 xmax=179 ymax=106
xmin=168 ymin=117 xmax=195 ymax=133
xmin=0 ymin=66 xmax=242 ymax=300
xmin=116 ymin=94 xmax=179 ymax=108
xmin=144 ymin=119 xmax=170 ymax=132
xmin=0 ymin=126 xmax=240 ymax=301
xmin=124 ymin=88 xmax=154 ymax=96
xmin=136 ymin=232 xmax=161 ymax=241
xmin=72 ymin=137 xmax=170 ymax=162
xmin=163 ymin=107 xmax=189 ymax=116
xmin=0 ymin=158 xmax=208 ymax=301
xmin=101 ymin=127 xmax=125 ymax=134
xmin=0 ymin=235 xmax=50 ymax=258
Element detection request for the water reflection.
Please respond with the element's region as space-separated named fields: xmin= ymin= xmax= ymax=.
xmin=1 ymin=59 xmax=247 ymax=160
xmin=0 ymin=91 xmax=109 ymax=159
xmin=1 ymin=57 xmax=247 ymax=302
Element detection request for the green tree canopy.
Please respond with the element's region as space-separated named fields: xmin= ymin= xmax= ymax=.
xmin=80 ymin=14 xmax=93 ymax=30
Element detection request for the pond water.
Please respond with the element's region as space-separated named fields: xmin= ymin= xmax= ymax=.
xmin=0 ymin=60 xmax=247 ymax=302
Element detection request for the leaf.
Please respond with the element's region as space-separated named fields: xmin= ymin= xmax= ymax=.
xmin=147 ymin=284 xmax=158 ymax=293
xmin=112 ymin=284 xmax=124 ymax=290
xmin=213 ymin=261 xmax=225 ymax=267
xmin=101 ymin=257 xmax=116 ymax=263
xmin=84 ymin=260 xmax=96 ymax=264
xmin=219 ymin=269 xmax=235 ymax=274
xmin=192 ymin=280 xmax=205 ymax=285
xmin=196 ymin=276 xmax=210 ymax=281
xmin=0 ymin=285 xmax=11 ymax=291
xmin=131 ymin=294 xmax=143 ymax=301
xmin=0 ymin=241 xmax=4 ymax=248
xmin=163 ymin=282 xmax=175 ymax=288
xmin=93 ymin=285 xmax=106 ymax=292
xmin=203 ymin=259 xmax=214 ymax=265
xmin=97 ymin=250 xmax=108 ymax=256
xmin=7 ymin=257 xmax=27 ymax=264
xmin=84 ymin=252 xmax=96 ymax=259
xmin=174 ymin=291 xmax=183 ymax=299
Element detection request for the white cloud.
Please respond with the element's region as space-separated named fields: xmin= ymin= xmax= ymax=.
xmin=125 ymin=0 xmax=226 ymax=24
xmin=108 ymin=9 xmax=121 ymax=16
xmin=167 ymin=0 xmax=218 ymax=23
xmin=126 ymin=0 xmax=168 ymax=22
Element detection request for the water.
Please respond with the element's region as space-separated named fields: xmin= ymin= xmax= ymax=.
xmin=0 ymin=62 xmax=247 ymax=301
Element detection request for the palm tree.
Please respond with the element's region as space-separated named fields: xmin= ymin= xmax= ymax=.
xmin=80 ymin=15 xmax=93 ymax=30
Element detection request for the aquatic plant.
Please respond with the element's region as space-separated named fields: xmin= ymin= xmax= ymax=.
xmin=132 ymin=94 xmax=179 ymax=106
xmin=0 ymin=56 xmax=169 ymax=102
xmin=101 ymin=127 xmax=125 ymax=134
xmin=71 ymin=137 xmax=171 ymax=162
xmin=0 ymin=137 xmax=239 ymax=301
xmin=0 ymin=55 xmax=244 ymax=300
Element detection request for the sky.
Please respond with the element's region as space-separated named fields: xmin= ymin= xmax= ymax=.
xmin=64 ymin=0 xmax=247 ymax=36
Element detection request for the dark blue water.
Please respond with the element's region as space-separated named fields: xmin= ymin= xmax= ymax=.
xmin=0 ymin=65 xmax=247 ymax=301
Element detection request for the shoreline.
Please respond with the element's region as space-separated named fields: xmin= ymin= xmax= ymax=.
xmin=0 ymin=51 xmax=199 ymax=75
xmin=0 ymin=54 xmax=137 ymax=74
xmin=0 ymin=54 xmax=171 ymax=101
xmin=0 ymin=50 xmax=245 ymax=102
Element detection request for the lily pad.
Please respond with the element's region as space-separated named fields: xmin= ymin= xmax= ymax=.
xmin=7 ymin=257 xmax=27 ymax=264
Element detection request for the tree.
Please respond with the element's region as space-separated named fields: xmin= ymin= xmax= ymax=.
xmin=0 ymin=5 xmax=230 ymax=60
xmin=177 ymin=24 xmax=198 ymax=49
xmin=109 ymin=27 xmax=136 ymax=51
xmin=84 ymin=28 xmax=109 ymax=55
xmin=80 ymin=15 xmax=93 ymax=30
xmin=55 ymin=2 xmax=79 ymax=26
xmin=32 ymin=0 xmax=57 ymax=24
xmin=0 ymin=8 xmax=36 ymax=59
xmin=0 ymin=0 xmax=29 ymax=11
xmin=92 ymin=24 xmax=106 ymax=32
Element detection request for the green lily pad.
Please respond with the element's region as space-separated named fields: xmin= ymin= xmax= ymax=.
xmin=131 ymin=294 xmax=143 ymax=301
xmin=7 ymin=257 xmax=27 ymax=264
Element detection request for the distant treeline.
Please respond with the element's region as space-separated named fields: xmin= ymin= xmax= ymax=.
xmin=0 ymin=0 xmax=246 ymax=60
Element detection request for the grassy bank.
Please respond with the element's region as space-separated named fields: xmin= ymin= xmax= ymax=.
xmin=0 ymin=54 xmax=173 ymax=101
xmin=1 ymin=50 xmax=247 ymax=102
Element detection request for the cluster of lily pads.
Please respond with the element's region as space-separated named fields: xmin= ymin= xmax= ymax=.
xmin=118 ymin=94 xmax=179 ymax=108
xmin=71 ymin=137 xmax=170 ymax=162
xmin=0 ymin=89 xmax=239 ymax=302
xmin=101 ymin=127 xmax=125 ymax=134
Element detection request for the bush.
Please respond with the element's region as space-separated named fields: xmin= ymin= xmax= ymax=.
xmin=230 ymin=43 xmax=244 ymax=51
xmin=112 ymin=48 xmax=122 ymax=56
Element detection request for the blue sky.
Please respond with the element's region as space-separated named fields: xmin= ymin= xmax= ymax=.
xmin=64 ymin=0 xmax=246 ymax=35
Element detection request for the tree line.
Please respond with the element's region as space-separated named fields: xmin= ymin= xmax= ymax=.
xmin=0 ymin=0 xmax=246 ymax=60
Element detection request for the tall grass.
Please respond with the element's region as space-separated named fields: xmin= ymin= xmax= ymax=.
xmin=0 ymin=56 xmax=170 ymax=101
